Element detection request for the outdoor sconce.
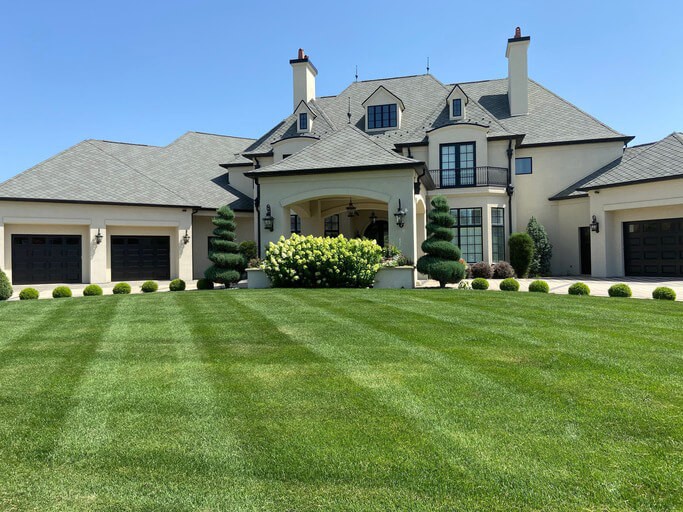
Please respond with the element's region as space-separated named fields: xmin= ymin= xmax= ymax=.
xmin=590 ymin=215 xmax=600 ymax=233
xmin=95 ymin=228 xmax=103 ymax=245
xmin=263 ymin=204 xmax=274 ymax=232
xmin=394 ymin=199 xmax=407 ymax=228
xmin=182 ymin=230 xmax=191 ymax=245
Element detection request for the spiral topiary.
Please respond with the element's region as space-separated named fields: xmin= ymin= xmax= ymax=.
xmin=416 ymin=196 xmax=466 ymax=288
xmin=204 ymin=205 xmax=246 ymax=286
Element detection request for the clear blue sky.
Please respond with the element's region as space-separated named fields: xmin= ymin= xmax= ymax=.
xmin=1 ymin=0 xmax=681 ymax=181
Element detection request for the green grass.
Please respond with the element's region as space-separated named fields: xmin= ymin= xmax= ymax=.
xmin=0 ymin=290 xmax=680 ymax=511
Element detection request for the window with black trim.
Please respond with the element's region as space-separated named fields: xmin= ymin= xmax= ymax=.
xmin=290 ymin=214 xmax=301 ymax=234
xmin=324 ymin=214 xmax=340 ymax=237
xmin=452 ymin=98 xmax=462 ymax=117
xmin=299 ymin=112 xmax=308 ymax=130
xmin=491 ymin=207 xmax=505 ymax=262
xmin=515 ymin=157 xmax=532 ymax=175
xmin=367 ymin=104 xmax=397 ymax=129
xmin=440 ymin=142 xmax=476 ymax=187
xmin=450 ymin=207 xmax=482 ymax=263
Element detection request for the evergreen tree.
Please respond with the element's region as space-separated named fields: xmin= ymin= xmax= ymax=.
xmin=204 ymin=205 xmax=246 ymax=285
xmin=508 ymin=232 xmax=535 ymax=278
xmin=526 ymin=216 xmax=553 ymax=276
xmin=417 ymin=196 xmax=466 ymax=288
xmin=0 ymin=268 xmax=12 ymax=301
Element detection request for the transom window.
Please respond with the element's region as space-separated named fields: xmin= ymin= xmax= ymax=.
xmin=451 ymin=208 xmax=483 ymax=263
xmin=452 ymin=98 xmax=462 ymax=117
xmin=491 ymin=207 xmax=505 ymax=262
xmin=324 ymin=214 xmax=340 ymax=237
xmin=299 ymin=112 xmax=308 ymax=130
xmin=515 ymin=157 xmax=532 ymax=175
xmin=290 ymin=214 xmax=301 ymax=234
xmin=440 ymin=142 xmax=476 ymax=187
xmin=367 ymin=104 xmax=397 ymax=129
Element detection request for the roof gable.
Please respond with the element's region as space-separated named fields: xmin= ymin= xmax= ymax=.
xmin=361 ymin=85 xmax=406 ymax=110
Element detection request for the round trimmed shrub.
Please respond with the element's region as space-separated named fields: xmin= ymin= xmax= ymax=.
xmin=83 ymin=284 xmax=103 ymax=296
xmin=52 ymin=286 xmax=72 ymax=298
xmin=113 ymin=282 xmax=131 ymax=295
xmin=508 ymin=232 xmax=535 ymax=278
xmin=196 ymin=278 xmax=214 ymax=290
xmin=141 ymin=281 xmax=158 ymax=293
xmin=499 ymin=278 xmax=520 ymax=291
xmin=471 ymin=278 xmax=489 ymax=290
xmin=19 ymin=288 xmax=39 ymax=300
xmin=169 ymin=279 xmax=186 ymax=292
xmin=0 ymin=268 xmax=13 ymax=301
xmin=652 ymin=286 xmax=676 ymax=301
xmin=238 ymin=240 xmax=258 ymax=262
xmin=528 ymin=280 xmax=549 ymax=293
xmin=493 ymin=261 xmax=515 ymax=279
xmin=568 ymin=282 xmax=590 ymax=296
xmin=470 ymin=261 xmax=493 ymax=279
xmin=608 ymin=283 xmax=632 ymax=298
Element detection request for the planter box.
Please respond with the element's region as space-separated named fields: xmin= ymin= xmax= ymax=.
xmin=373 ymin=266 xmax=416 ymax=289
xmin=247 ymin=268 xmax=271 ymax=289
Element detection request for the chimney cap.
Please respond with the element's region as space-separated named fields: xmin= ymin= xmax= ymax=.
xmin=289 ymin=49 xmax=318 ymax=74
xmin=507 ymin=26 xmax=530 ymax=44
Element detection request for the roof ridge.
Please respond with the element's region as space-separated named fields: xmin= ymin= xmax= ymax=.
xmin=95 ymin=140 xmax=158 ymax=147
xmin=85 ymin=140 xmax=192 ymax=205
xmin=188 ymin=131 xmax=256 ymax=141
xmin=346 ymin=125 xmax=419 ymax=162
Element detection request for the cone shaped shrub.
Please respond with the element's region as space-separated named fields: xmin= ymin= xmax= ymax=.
xmin=205 ymin=205 xmax=246 ymax=285
xmin=509 ymin=232 xmax=534 ymax=278
xmin=416 ymin=196 xmax=466 ymax=288
xmin=0 ymin=268 xmax=12 ymax=301
xmin=527 ymin=217 xmax=553 ymax=276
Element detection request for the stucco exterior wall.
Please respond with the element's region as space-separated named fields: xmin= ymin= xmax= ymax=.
xmin=272 ymin=138 xmax=317 ymax=162
xmin=427 ymin=125 xmax=489 ymax=169
xmin=552 ymin=197 xmax=590 ymax=275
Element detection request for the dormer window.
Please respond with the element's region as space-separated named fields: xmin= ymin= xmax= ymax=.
xmin=367 ymin=104 xmax=397 ymax=130
xmin=447 ymin=84 xmax=468 ymax=121
xmin=294 ymin=100 xmax=315 ymax=134
xmin=299 ymin=113 xmax=308 ymax=131
xmin=452 ymin=99 xmax=462 ymax=118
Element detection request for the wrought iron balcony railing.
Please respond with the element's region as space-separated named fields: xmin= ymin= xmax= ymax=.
xmin=429 ymin=166 xmax=508 ymax=189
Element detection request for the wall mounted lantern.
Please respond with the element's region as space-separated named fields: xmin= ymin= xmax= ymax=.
xmin=182 ymin=230 xmax=191 ymax=245
xmin=394 ymin=199 xmax=407 ymax=228
xmin=95 ymin=228 xmax=103 ymax=245
xmin=589 ymin=215 xmax=600 ymax=233
xmin=263 ymin=204 xmax=274 ymax=231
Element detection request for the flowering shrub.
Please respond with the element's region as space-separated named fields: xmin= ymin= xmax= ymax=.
xmin=262 ymin=234 xmax=382 ymax=288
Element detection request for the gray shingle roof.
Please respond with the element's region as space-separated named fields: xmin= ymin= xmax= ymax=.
xmin=246 ymin=125 xmax=422 ymax=176
xmin=0 ymin=131 xmax=255 ymax=210
xmin=551 ymin=133 xmax=683 ymax=199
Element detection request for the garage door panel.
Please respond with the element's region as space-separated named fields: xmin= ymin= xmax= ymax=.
xmin=11 ymin=235 xmax=82 ymax=284
xmin=111 ymin=236 xmax=170 ymax=281
xmin=624 ymin=218 xmax=683 ymax=277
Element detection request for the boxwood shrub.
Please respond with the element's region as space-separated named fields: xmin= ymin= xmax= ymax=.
xmin=499 ymin=278 xmax=520 ymax=291
xmin=471 ymin=277 xmax=489 ymax=290
xmin=52 ymin=286 xmax=72 ymax=298
xmin=568 ymin=282 xmax=590 ymax=296
xmin=470 ymin=261 xmax=493 ymax=279
xmin=493 ymin=261 xmax=515 ymax=279
xmin=652 ymin=286 xmax=676 ymax=301
xmin=263 ymin=234 xmax=382 ymax=288
xmin=608 ymin=283 xmax=632 ymax=298
xmin=141 ymin=281 xmax=158 ymax=293
xmin=528 ymin=280 xmax=549 ymax=293
xmin=196 ymin=278 xmax=214 ymax=290
xmin=0 ymin=268 xmax=12 ymax=301
xmin=83 ymin=284 xmax=103 ymax=296
xmin=169 ymin=279 xmax=186 ymax=292
xmin=19 ymin=288 xmax=40 ymax=300
xmin=113 ymin=282 xmax=131 ymax=295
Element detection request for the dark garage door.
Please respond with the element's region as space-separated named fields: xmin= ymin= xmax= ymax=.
xmin=111 ymin=236 xmax=170 ymax=281
xmin=624 ymin=218 xmax=683 ymax=276
xmin=11 ymin=234 xmax=82 ymax=284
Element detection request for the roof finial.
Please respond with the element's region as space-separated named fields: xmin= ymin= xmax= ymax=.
xmin=347 ymin=97 xmax=352 ymax=124
xmin=426 ymin=57 xmax=430 ymax=75
xmin=514 ymin=26 xmax=521 ymax=38
xmin=355 ymin=65 xmax=358 ymax=82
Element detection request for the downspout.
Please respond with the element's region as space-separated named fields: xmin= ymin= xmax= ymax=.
xmin=506 ymin=138 xmax=515 ymax=240
xmin=254 ymin=177 xmax=262 ymax=259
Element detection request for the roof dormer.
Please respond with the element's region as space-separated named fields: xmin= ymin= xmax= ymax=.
xmin=361 ymin=85 xmax=405 ymax=132
xmin=294 ymin=100 xmax=316 ymax=134
xmin=447 ymin=84 xmax=469 ymax=121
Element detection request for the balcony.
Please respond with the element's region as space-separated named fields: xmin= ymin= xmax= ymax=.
xmin=429 ymin=166 xmax=508 ymax=189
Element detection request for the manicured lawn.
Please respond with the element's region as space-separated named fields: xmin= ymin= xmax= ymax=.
xmin=0 ymin=290 xmax=680 ymax=511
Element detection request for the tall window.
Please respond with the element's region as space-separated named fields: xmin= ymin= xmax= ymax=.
xmin=515 ymin=157 xmax=532 ymax=175
xmin=452 ymin=98 xmax=462 ymax=117
xmin=491 ymin=207 xmax=505 ymax=262
xmin=450 ymin=207 xmax=482 ymax=263
xmin=290 ymin=214 xmax=301 ymax=234
xmin=440 ymin=142 xmax=476 ymax=187
xmin=299 ymin=112 xmax=308 ymax=130
xmin=367 ymin=104 xmax=397 ymax=129
xmin=324 ymin=214 xmax=340 ymax=237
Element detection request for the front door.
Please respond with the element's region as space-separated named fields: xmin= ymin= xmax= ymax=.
xmin=364 ymin=220 xmax=389 ymax=248
xmin=579 ymin=227 xmax=591 ymax=275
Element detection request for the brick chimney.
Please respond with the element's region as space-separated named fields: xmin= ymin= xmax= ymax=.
xmin=505 ymin=27 xmax=531 ymax=116
xmin=289 ymin=48 xmax=318 ymax=110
